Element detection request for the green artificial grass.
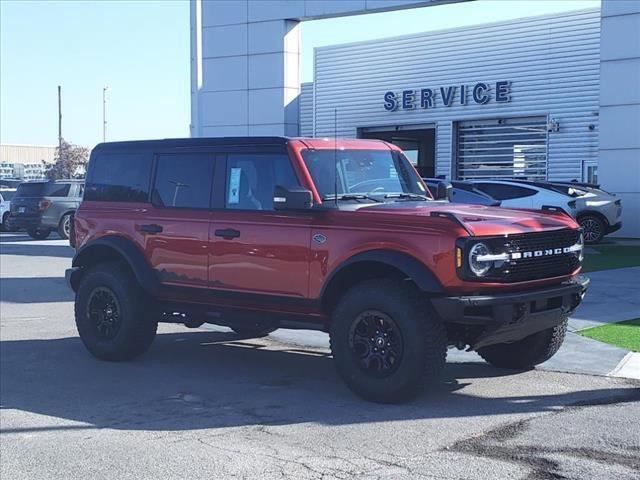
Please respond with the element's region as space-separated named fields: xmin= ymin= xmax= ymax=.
xmin=582 ymin=243 xmax=640 ymax=273
xmin=578 ymin=318 xmax=640 ymax=352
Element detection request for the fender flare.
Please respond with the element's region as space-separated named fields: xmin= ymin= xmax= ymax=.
xmin=72 ymin=235 xmax=160 ymax=296
xmin=320 ymin=249 xmax=443 ymax=301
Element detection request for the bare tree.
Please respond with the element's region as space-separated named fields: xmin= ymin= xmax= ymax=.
xmin=45 ymin=138 xmax=89 ymax=180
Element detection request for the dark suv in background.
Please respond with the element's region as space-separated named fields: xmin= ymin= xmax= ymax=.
xmin=9 ymin=179 xmax=84 ymax=239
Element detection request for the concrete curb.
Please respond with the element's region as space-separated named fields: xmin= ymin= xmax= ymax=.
xmin=609 ymin=352 xmax=640 ymax=380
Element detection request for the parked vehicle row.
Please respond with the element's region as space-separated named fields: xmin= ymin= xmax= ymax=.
xmin=424 ymin=177 xmax=622 ymax=244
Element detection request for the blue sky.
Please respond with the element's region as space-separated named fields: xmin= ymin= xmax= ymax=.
xmin=1 ymin=0 xmax=599 ymax=147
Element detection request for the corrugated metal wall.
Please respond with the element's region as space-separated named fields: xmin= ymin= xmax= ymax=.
xmin=304 ymin=9 xmax=600 ymax=181
xmin=0 ymin=144 xmax=56 ymax=165
xmin=299 ymin=83 xmax=314 ymax=137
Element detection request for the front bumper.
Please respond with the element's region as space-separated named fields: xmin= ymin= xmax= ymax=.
xmin=431 ymin=276 xmax=589 ymax=349
xmin=606 ymin=221 xmax=622 ymax=234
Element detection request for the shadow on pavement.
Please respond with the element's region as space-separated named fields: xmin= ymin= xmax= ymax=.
xmin=1 ymin=330 xmax=638 ymax=434
xmin=0 ymin=242 xmax=74 ymax=258
xmin=0 ymin=277 xmax=73 ymax=303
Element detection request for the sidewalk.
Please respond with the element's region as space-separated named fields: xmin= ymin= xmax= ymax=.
xmin=568 ymin=266 xmax=640 ymax=331
xmin=542 ymin=266 xmax=639 ymax=379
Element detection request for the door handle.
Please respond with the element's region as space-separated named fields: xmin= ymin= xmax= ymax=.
xmin=215 ymin=228 xmax=240 ymax=239
xmin=138 ymin=224 xmax=163 ymax=234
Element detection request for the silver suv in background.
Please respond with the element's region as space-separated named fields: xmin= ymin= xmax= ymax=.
xmin=478 ymin=180 xmax=622 ymax=244
xmin=8 ymin=180 xmax=84 ymax=240
xmin=547 ymin=181 xmax=622 ymax=244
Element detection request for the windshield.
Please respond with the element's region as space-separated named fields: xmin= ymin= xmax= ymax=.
xmin=301 ymin=149 xmax=429 ymax=200
xmin=0 ymin=190 xmax=16 ymax=201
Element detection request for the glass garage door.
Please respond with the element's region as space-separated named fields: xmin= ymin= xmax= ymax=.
xmin=456 ymin=117 xmax=548 ymax=180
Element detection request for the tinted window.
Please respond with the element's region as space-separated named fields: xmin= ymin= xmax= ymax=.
xmin=16 ymin=183 xmax=47 ymax=197
xmin=85 ymin=153 xmax=151 ymax=202
xmin=475 ymin=183 xmax=536 ymax=200
xmin=451 ymin=188 xmax=498 ymax=206
xmin=152 ymin=154 xmax=213 ymax=209
xmin=226 ymin=154 xmax=299 ymax=210
xmin=47 ymin=183 xmax=71 ymax=197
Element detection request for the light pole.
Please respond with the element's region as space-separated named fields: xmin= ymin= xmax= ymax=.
xmin=102 ymin=86 xmax=110 ymax=142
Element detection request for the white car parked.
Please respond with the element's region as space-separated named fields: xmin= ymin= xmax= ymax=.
xmin=0 ymin=188 xmax=17 ymax=231
xmin=471 ymin=180 xmax=579 ymax=218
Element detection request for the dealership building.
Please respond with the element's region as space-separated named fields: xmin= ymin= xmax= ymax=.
xmin=191 ymin=1 xmax=640 ymax=237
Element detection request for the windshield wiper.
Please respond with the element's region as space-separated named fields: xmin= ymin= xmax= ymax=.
xmin=322 ymin=194 xmax=383 ymax=203
xmin=383 ymin=193 xmax=431 ymax=201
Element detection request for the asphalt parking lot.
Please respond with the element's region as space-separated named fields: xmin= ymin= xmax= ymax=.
xmin=1 ymin=232 xmax=639 ymax=480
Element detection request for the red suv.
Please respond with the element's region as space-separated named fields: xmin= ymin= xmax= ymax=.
xmin=66 ymin=137 xmax=588 ymax=403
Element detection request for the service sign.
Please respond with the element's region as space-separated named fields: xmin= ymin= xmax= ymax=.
xmin=384 ymin=81 xmax=511 ymax=111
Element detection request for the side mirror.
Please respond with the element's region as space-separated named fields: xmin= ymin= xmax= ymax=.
xmin=434 ymin=181 xmax=452 ymax=201
xmin=273 ymin=185 xmax=313 ymax=210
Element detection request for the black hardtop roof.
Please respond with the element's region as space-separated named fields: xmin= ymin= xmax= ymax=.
xmin=92 ymin=136 xmax=291 ymax=152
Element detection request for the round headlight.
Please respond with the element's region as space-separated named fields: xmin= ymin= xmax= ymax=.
xmin=469 ymin=242 xmax=492 ymax=277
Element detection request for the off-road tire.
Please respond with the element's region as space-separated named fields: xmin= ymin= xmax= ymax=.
xmin=27 ymin=228 xmax=51 ymax=240
xmin=579 ymin=214 xmax=605 ymax=244
xmin=477 ymin=318 xmax=568 ymax=369
xmin=330 ymin=279 xmax=447 ymax=404
xmin=75 ymin=262 xmax=157 ymax=361
xmin=58 ymin=213 xmax=72 ymax=239
xmin=231 ymin=325 xmax=277 ymax=338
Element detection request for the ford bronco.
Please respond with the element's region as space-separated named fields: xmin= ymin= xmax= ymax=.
xmin=66 ymin=137 xmax=588 ymax=403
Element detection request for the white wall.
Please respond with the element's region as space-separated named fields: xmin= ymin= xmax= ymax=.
xmin=190 ymin=0 xmax=452 ymax=138
xmin=598 ymin=0 xmax=640 ymax=237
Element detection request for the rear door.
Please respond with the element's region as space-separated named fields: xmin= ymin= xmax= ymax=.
xmin=209 ymin=149 xmax=312 ymax=300
xmin=142 ymin=151 xmax=215 ymax=287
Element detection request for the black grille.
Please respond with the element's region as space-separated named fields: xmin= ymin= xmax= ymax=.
xmin=486 ymin=229 xmax=581 ymax=282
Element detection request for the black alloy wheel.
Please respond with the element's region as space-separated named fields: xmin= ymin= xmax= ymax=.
xmin=579 ymin=215 xmax=605 ymax=244
xmin=87 ymin=286 xmax=122 ymax=340
xmin=348 ymin=310 xmax=404 ymax=378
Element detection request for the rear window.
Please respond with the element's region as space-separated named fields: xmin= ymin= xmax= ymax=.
xmin=16 ymin=183 xmax=47 ymax=197
xmin=16 ymin=182 xmax=73 ymax=198
xmin=85 ymin=153 xmax=151 ymax=202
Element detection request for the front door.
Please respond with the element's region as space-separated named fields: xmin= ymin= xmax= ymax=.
xmin=143 ymin=152 xmax=214 ymax=287
xmin=209 ymin=151 xmax=312 ymax=301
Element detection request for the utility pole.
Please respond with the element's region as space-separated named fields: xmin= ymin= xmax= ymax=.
xmin=57 ymin=85 xmax=62 ymax=149
xmin=102 ymin=86 xmax=109 ymax=142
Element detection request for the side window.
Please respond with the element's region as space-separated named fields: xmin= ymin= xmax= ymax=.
xmin=152 ymin=154 xmax=213 ymax=209
xmin=225 ymin=153 xmax=299 ymax=211
xmin=46 ymin=183 xmax=71 ymax=197
xmin=475 ymin=183 xmax=536 ymax=200
xmin=85 ymin=153 xmax=151 ymax=202
xmin=76 ymin=184 xmax=85 ymax=198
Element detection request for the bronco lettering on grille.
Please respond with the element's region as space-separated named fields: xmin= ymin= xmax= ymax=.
xmin=513 ymin=246 xmax=578 ymax=260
